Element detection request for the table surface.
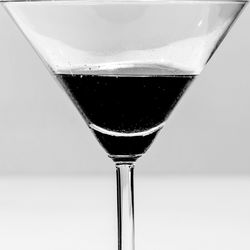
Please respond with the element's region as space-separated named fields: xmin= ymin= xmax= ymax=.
xmin=0 ymin=175 xmax=249 ymax=250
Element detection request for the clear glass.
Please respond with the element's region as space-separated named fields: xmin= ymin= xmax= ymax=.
xmin=2 ymin=0 xmax=247 ymax=75
xmin=0 ymin=0 xmax=248 ymax=250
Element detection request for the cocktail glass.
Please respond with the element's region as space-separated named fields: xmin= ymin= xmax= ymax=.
xmin=0 ymin=0 xmax=248 ymax=249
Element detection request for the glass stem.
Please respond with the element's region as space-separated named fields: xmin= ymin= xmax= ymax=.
xmin=116 ymin=163 xmax=135 ymax=250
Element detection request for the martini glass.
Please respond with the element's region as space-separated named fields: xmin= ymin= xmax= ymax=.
xmin=0 ymin=0 xmax=248 ymax=249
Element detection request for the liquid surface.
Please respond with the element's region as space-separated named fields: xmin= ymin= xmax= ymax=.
xmin=57 ymin=74 xmax=194 ymax=133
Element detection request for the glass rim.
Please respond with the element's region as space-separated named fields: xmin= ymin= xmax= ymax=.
xmin=0 ymin=0 xmax=248 ymax=3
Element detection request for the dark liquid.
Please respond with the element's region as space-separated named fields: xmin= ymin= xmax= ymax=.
xmin=57 ymin=74 xmax=195 ymax=160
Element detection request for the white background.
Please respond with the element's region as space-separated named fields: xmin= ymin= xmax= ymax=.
xmin=0 ymin=4 xmax=249 ymax=175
